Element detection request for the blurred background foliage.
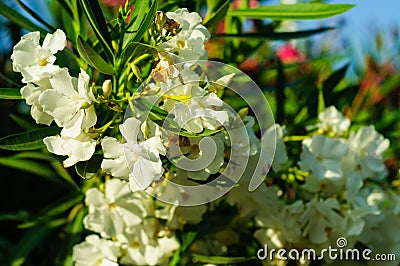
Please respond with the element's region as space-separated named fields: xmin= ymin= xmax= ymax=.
xmin=0 ymin=0 xmax=398 ymax=265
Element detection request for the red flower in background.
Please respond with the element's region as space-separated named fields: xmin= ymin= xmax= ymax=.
xmin=102 ymin=0 xmax=126 ymax=7
xmin=277 ymin=43 xmax=306 ymax=64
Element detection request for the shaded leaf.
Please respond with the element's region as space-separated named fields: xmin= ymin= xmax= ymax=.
xmin=0 ymin=88 xmax=22 ymax=100
xmin=75 ymin=153 xmax=103 ymax=179
xmin=11 ymin=219 xmax=66 ymax=266
xmin=77 ymin=36 xmax=115 ymax=75
xmin=78 ymin=0 xmax=113 ymax=61
xmin=19 ymin=193 xmax=84 ymax=228
xmin=9 ymin=113 xmax=37 ymax=130
xmin=0 ymin=126 xmax=61 ymax=151
xmin=228 ymin=4 xmax=354 ymax=20
xmin=0 ymin=158 xmax=58 ymax=182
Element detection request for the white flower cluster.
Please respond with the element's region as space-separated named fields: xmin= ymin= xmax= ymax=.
xmin=12 ymin=30 xmax=98 ymax=167
xmin=223 ymin=106 xmax=398 ymax=264
xmin=73 ymin=179 xmax=179 ymax=265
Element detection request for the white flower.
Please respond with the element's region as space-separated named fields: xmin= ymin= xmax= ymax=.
xmin=39 ymin=68 xmax=97 ymax=136
xmin=43 ymin=128 xmax=96 ymax=167
xmin=72 ymin=235 xmax=121 ymax=266
xmin=20 ymin=80 xmax=53 ymax=125
xmin=318 ymin=106 xmax=350 ymax=136
xmin=101 ymin=118 xmax=166 ymax=191
xmin=343 ymin=126 xmax=389 ymax=181
xmin=173 ymin=93 xmax=229 ymax=134
xmin=299 ymin=197 xmax=345 ymax=245
xmin=255 ymin=200 xmax=304 ymax=249
xmin=299 ymin=135 xmax=348 ymax=187
xmin=83 ymin=179 xmax=151 ymax=239
xmin=159 ymin=8 xmax=210 ymax=63
xmin=155 ymin=203 xmax=207 ymax=230
xmin=11 ymin=29 xmax=66 ymax=83
xmin=119 ymin=221 xmax=180 ymax=266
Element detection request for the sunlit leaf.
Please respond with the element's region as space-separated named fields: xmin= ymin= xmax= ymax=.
xmin=78 ymin=0 xmax=113 ymax=61
xmin=77 ymin=36 xmax=115 ymax=75
xmin=214 ymin=27 xmax=333 ymax=40
xmin=0 ymin=2 xmax=49 ymax=35
xmin=228 ymin=4 xmax=354 ymax=20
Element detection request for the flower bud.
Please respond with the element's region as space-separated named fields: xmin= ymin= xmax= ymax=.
xmin=102 ymin=79 xmax=112 ymax=98
xmin=154 ymin=11 xmax=166 ymax=32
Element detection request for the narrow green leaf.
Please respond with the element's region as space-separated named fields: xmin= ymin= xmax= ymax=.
xmin=126 ymin=0 xmax=149 ymax=32
xmin=0 ymin=88 xmax=22 ymax=100
xmin=11 ymin=219 xmax=66 ymax=266
xmin=0 ymin=158 xmax=58 ymax=181
xmin=228 ymin=4 xmax=354 ymax=20
xmin=128 ymin=0 xmax=159 ymax=45
xmin=192 ymin=254 xmax=257 ymax=264
xmin=75 ymin=153 xmax=103 ymax=179
xmin=323 ymin=64 xmax=349 ymax=106
xmin=11 ymin=151 xmax=57 ymax=161
xmin=51 ymin=161 xmax=80 ymax=191
xmin=9 ymin=113 xmax=37 ymax=130
xmin=77 ymin=36 xmax=115 ymax=75
xmin=0 ymin=126 xmax=61 ymax=151
xmin=55 ymin=207 xmax=86 ymax=266
xmin=16 ymin=0 xmax=56 ymax=32
xmin=0 ymin=210 xmax=30 ymax=222
xmin=214 ymin=27 xmax=333 ymax=40
xmin=0 ymin=2 xmax=49 ymax=34
xmin=19 ymin=193 xmax=84 ymax=228
xmin=78 ymin=0 xmax=114 ymax=61
xmin=204 ymin=0 xmax=230 ymax=28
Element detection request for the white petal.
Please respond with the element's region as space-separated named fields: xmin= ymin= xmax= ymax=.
xmin=43 ymin=136 xmax=67 ymax=156
xmin=42 ymin=29 xmax=67 ymax=54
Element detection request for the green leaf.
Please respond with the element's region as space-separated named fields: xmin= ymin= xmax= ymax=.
xmin=0 ymin=158 xmax=58 ymax=181
xmin=192 ymin=254 xmax=257 ymax=264
xmin=77 ymin=36 xmax=115 ymax=75
xmin=16 ymin=0 xmax=56 ymax=32
xmin=323 ymin=64 xmax=349 ymax=106
xmin=0 ymin=2 xmax=49 ymax=34
xmin=55 ymin=206 xmax=86 ymax=266
xmin=204 ymin=0 xmax=230 ymax=28
xmin=125 ymin=0 xmax=149 ymax=32
xmin=11 ymin=219 xmax=66 ymax=266
xmin=75 ymin=153 xmax=103 ymax=179
xmin=78 ymin=0 xmax=114 ymax=61
xmin=9 ymin=113 xmax=37 ymax=130
xmin=0 ymin=88 xmax=22 ymax=100
xmin=0 ymin=210 xmax=30 ymax=222
xmin=51 ymin=161 xmax=80 ymax=191
xmin=127 ymin=0 xmax=159 ymax=45
xmin=214 ymin=27 xmax=333 ymax=40
xmin=19 ymin=193 xmax=83 ymax=228
xmin=0 ymin=126 xmax=61 ymax=151
xmin=228 ymin=4 xmax=354 ymax=20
